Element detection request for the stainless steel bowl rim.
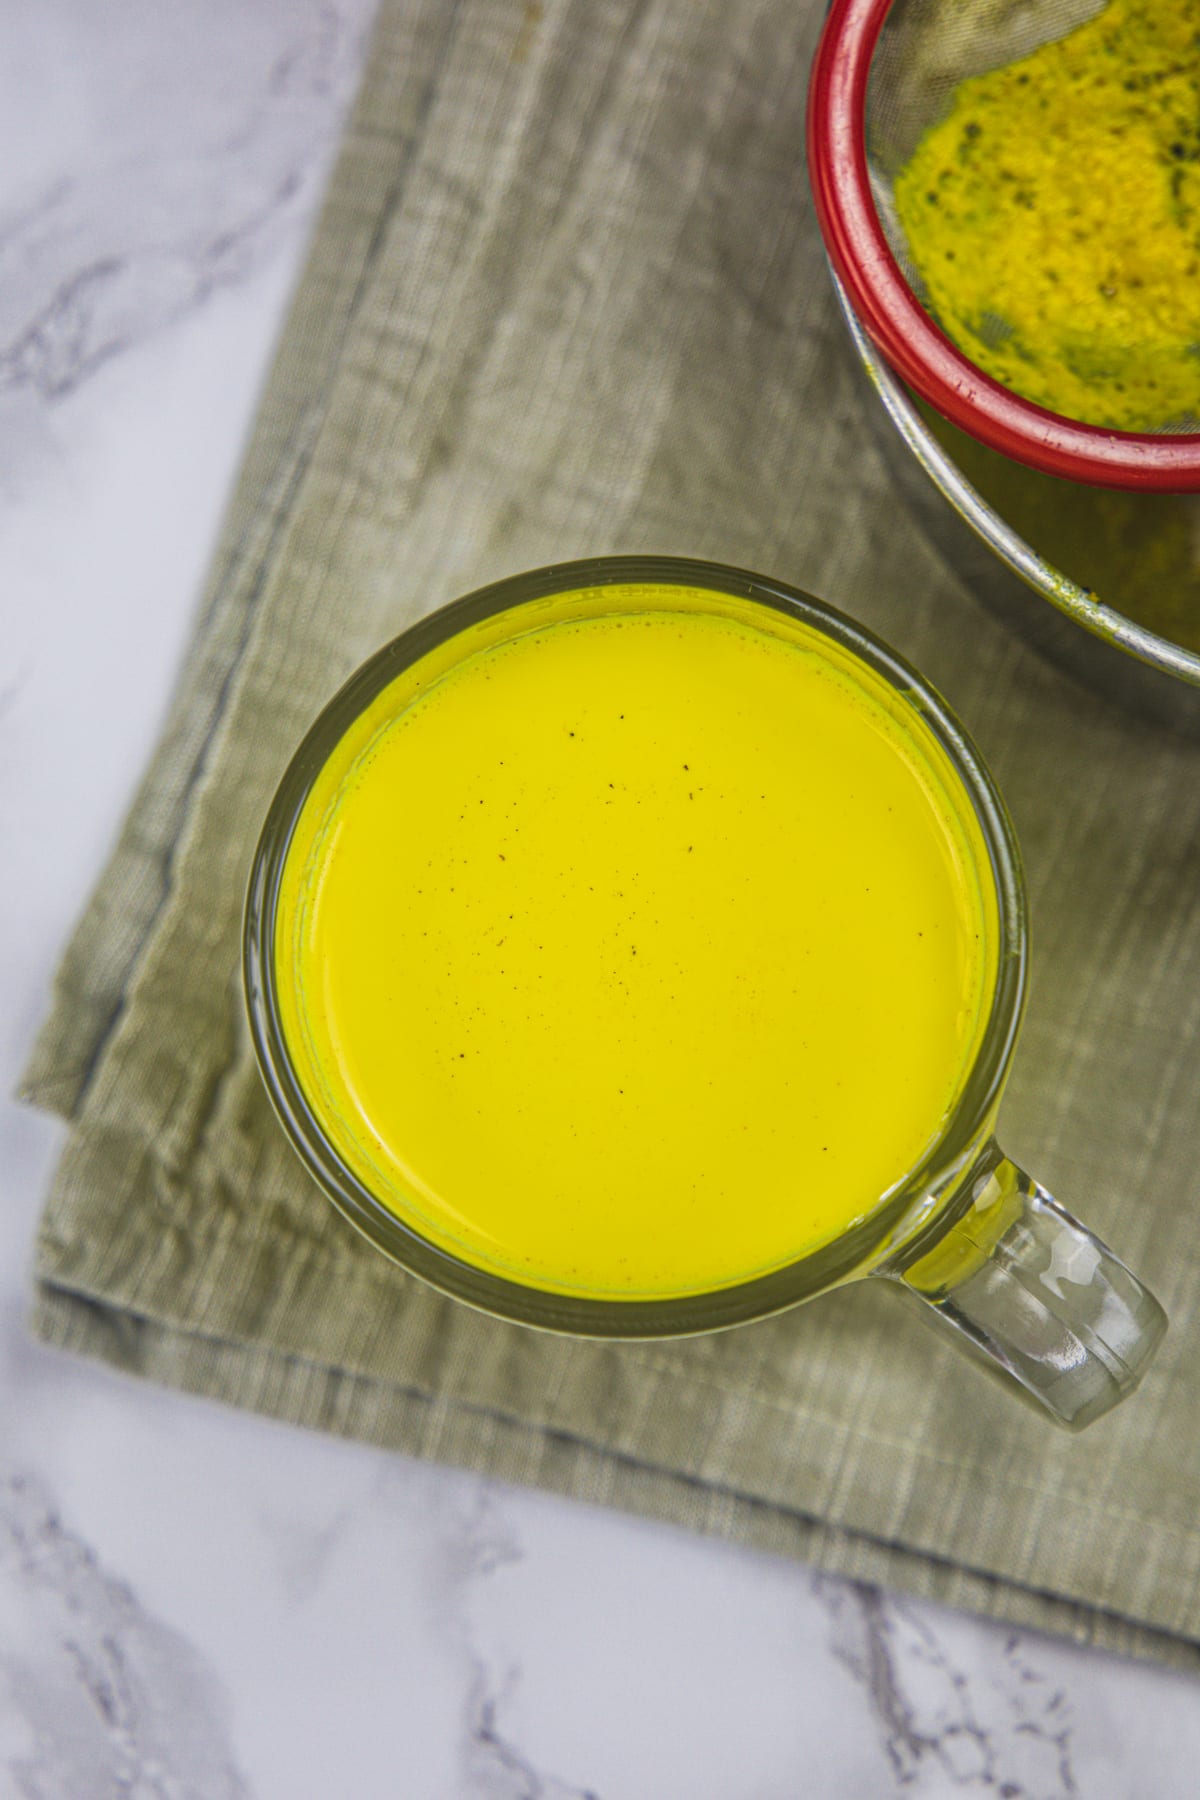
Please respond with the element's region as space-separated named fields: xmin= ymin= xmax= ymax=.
xmin=834 ymin=274 xmax=1200 ymax=693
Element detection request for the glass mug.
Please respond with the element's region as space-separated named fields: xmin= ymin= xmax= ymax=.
xmin=244 ymin=556 xmax=1166 ymax=1429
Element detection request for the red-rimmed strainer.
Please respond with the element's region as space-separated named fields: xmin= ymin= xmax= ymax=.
xmin=807 ymin=0 xmax=1200 ymax=492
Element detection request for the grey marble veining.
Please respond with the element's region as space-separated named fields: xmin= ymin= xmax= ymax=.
xmin=0 ymin=1 xmax=372 ymax=408
xmin=0 ymin=1471 xmax=249 ymax=1800
xmin=441 ymin=1487 xmax=601 ymax=1800
xmin=464 ymin=1629 xmax=604 ymax=1800
xmin=819 ymin=1578 xmax=1078 ymax=1796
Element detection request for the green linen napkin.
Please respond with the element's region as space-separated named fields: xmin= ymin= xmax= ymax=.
xmin=22 ymin=0 xmax=1200 ymax=1669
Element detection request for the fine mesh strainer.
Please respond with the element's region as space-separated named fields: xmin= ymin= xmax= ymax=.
xmin=807 ymin=0 xmax=1200 ymax=491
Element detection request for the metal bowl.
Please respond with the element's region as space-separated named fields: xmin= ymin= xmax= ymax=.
xmin=835 ymin=279 xmax=1200 ymax=736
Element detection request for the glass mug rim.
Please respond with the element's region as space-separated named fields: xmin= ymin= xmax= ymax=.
xmin=243 ymin=554 xmax=1028 ymax=1336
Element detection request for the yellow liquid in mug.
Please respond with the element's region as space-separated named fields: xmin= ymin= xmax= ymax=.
xmin=275 ymin=585 xmax=999 ymax=1299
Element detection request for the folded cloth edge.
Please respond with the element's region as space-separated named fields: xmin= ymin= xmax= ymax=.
xmin=31 ymin=1278 xmax=1200 ymax=1674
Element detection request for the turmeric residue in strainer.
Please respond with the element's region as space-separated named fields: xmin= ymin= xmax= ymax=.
xmin=894 ymin=0 xmax=1200 ymax=432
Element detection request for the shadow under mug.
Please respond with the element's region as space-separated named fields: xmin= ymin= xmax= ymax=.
xmin=244 ymin=556 xmax=1167 ymax=1430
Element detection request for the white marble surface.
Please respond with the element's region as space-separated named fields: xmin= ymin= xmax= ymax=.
xmin=3 ymin=4 xmax=1200 ymax=1795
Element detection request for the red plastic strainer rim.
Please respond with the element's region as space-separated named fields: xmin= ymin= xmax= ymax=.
xmin=806 ymin=0 xmax=1200 ymax=493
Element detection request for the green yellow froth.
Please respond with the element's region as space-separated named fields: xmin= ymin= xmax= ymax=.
xmin=895 ymin=0 xmax=1200 ymax=430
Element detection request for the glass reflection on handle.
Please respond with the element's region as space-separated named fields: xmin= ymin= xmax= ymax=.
xmin=881 ymin=1143 xmax=1167 ymax=1430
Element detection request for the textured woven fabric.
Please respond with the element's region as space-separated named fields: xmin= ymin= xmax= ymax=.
xmin=22 ymin=0 xmax=1200 ymax=1669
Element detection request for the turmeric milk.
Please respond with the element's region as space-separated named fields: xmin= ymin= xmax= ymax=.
xmin=274 ymin=586 xmax=999 ymax=1299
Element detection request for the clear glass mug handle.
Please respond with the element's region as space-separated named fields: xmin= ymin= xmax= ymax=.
xmin=878 ymin=1141 xmax=1167 ymax=1430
